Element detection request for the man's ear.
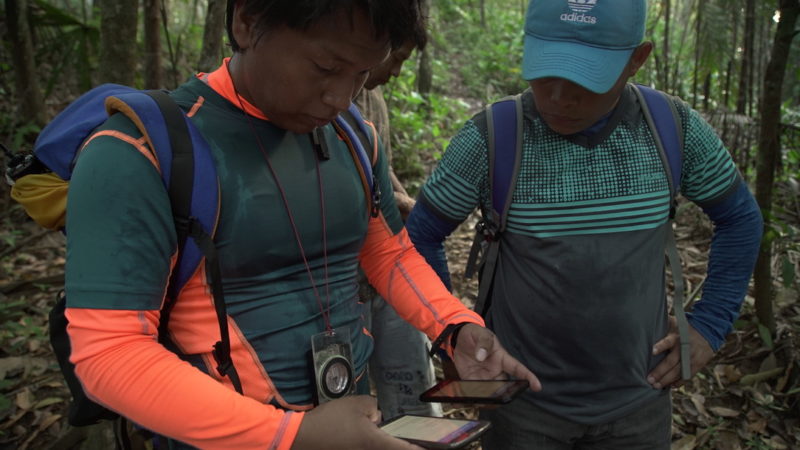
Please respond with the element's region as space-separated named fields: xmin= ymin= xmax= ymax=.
xmin=627 ymin=42 xmax=654 ymax=77
xmin=231 ymin=3 xmax=254 ymax=51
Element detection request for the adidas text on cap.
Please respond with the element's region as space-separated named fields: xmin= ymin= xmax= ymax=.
xmin=522 ymin=0 xmax=647 ymax=94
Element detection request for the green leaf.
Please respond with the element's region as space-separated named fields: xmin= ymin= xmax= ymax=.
xmin=756 ymin=322 xmax=774 ymax=350
xmin=780 ymin=256 xmax=796 ymax=287
xmin=0 ymin=394 xmax=11 ymax=413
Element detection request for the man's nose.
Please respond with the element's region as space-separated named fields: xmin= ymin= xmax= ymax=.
xmin=549 ymin=79 xmax=580 ymax=107
xmin=322 ymin=78 xmax=357 ymax=113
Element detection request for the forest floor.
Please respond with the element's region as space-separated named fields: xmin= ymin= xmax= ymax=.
xmin=0 ymin=182 xmax=798 ymax=449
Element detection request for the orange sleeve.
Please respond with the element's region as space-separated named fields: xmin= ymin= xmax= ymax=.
xmin=66 ymin=307 xmax=303 ymax=450
xmin=358 ymin=214 xmax=484 ymax=345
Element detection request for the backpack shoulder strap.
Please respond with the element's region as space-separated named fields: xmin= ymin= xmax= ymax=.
xmin=466 ymin=93 xmax=524 ymax=316
xmin=105 ymin=91 xmax=218 ymax=296
xmin=632 ymin=84 xmax=691 ymax=381
xmin=488 ymin=93 xmax=525 ymax=229
xmin=334 ymin=103 xmax=381 ymax=217
xmin=105 ymin=91 xmax=243 ymax=393
xmin=632 ymin=84 xmax=683 ymax=202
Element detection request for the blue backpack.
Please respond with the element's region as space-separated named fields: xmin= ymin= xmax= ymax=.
xmin=465 ymin=84 xmax=691 ymax=380
xmin=6 ymin=84 xmax=380 ymax=426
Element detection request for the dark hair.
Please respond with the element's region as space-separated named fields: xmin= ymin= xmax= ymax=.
xmin=411 ymin=10 xmax=428 ymax=52
xmin=226 ymin=0 xmax=423 ymax=53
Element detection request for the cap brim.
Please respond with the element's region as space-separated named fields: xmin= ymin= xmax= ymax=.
xmin=522 ymin=35 xmax=634 ymax=94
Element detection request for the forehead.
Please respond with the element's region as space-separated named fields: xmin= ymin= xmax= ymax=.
xmin=279 ymin=8 xmax=390 ymax=69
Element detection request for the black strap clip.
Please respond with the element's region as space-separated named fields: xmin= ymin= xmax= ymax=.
xmin=370 ymin=176 xmax=381 ymax=218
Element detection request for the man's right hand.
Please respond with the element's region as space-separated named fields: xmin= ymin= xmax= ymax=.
xmin=292 ymin=395 xmax=422 ymax=449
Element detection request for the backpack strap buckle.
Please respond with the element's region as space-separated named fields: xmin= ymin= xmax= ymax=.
xmin=465 ymin=219 xmax=499 ymax=279
xmin=370 ymin=175 xmax=381 ymax=218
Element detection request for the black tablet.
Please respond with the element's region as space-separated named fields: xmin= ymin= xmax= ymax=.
xmin=419 ymin=379 xmax=529 ymax=404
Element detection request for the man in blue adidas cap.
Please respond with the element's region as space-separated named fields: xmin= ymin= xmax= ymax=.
xmin=406 ymin=0 xmax=763 ymax=447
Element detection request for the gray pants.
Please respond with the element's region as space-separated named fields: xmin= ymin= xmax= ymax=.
xmin=480 ymin=391 xmax=672 ymax=450
xmin=364 ymin=290 xmax=442 ymax=420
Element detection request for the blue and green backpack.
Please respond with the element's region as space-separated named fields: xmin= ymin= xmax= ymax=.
xmin=6 ymin=84 xmax=379 ymax=426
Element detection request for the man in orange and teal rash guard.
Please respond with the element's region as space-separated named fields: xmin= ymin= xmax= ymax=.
xmin=63 ymin=1 xmax=540 ymax=449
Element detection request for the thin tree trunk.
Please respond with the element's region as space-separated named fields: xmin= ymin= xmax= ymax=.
xmin=197 ymin=0 xmax=227 ymax=72
xmin=98 ymin=0 xmax=138 ymax=85
xmin=416 ymin=0 xmax=433 ymax=96
xmin=692 ymin=0 xmax=703 ymax=108
xmin=670 ymin=0 xmax=693 ymax=95
xmin=144 ymin=0 xmax=163 ymax=89
xmin=724 ymin=8 xmax=740 ymax=110
xmin=736 ymin=0 xmax=755 ymax=115
xmin=753 ymin=0 xmax=799 ymax=335
xmin=6 ymin=0 xmax=46 ymax=126
xmin=663 ymin=0 xmax=671 ymax=90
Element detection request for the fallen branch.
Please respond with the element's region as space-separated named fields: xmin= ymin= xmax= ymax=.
xmin=0 ymin=229 xmax=54 ymax=260
xmin=0 ymin=273 xmax=64 ymax=295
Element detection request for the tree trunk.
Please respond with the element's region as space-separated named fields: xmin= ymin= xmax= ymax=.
xmin=724 ymin=8 xmax=739 ymax=110
xmin=692 ymin=0 xmax=703 ymax=108
xmin=143 ymin=0 xmax=163 ymax=89
xmin=98 ymin=0 xmax=138 ymax=86
xmin=197 ymin=0 xmax=227 ymax=72
xmin=663 ymin=0 xmax=671 ymax=90
xmin=416 ymin=0 xmax=433 ymax=96
xmin=6 ymin=0 xmax=46 ymax=126
xmin=753 ymin=0 xmax=799 ymax=335
xmin=736 ymin=0 xmax=755 ymax=115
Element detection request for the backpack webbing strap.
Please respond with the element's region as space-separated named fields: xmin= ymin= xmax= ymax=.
xmin=468 ymin=93 xmax=524 ymax=317
xmin=188 ymin=219 xmax=244 ymax=394
xmin=137 ymin=91 xmax=243 ymax=394
xmin=666 ymin=229 xmax=691 ymax=380
xmin=634 ymin=84 xmax=691 ymax=381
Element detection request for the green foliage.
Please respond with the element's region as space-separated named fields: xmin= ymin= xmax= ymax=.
xmin=432 ymin=0 xmax=527 ymax=100
xmin=30 ymin=0 xmax=100 ymax=93
xmin=8 ymin=123 xmax=41 ymax=152
xmin=384 ymin=0 xmax=530 ymax=190
xmin=384 ymin=60 xmax=471 ymax=196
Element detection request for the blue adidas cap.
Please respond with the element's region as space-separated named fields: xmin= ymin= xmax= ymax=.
xmin=522 ymin=0 xmax=647 ymax=94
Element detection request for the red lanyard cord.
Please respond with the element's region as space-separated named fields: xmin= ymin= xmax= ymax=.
xmin=229 ymin=76 xmax=332 ymax=332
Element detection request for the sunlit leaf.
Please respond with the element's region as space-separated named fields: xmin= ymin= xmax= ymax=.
xmin=709 ymin=406 xmax=740 ymax=417
xmin=15 ymin=390 xmax=33 ymax=411
xmin=33 ymin=397 xmax=63 ymax=409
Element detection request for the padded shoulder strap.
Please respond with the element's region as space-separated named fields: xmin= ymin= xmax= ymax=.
xmin=106 ymin=91 xmax=219 ymax=298
xmin=466 ymin=93 xmax=524 ymax=316
xmin=334 ymin=104 xmax=381 ymax=217
xmin=487 ymin=93 xmax=524 ymax=230
xmin=632 ymin=84 xmax=683 ymax=198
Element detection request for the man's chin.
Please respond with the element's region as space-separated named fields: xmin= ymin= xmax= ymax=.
xmin=270 ymin=116 xmax=326 ymax=134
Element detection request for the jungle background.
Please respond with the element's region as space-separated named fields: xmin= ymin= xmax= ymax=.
xmin=0 ymin=0 xmax=798 ymax=448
